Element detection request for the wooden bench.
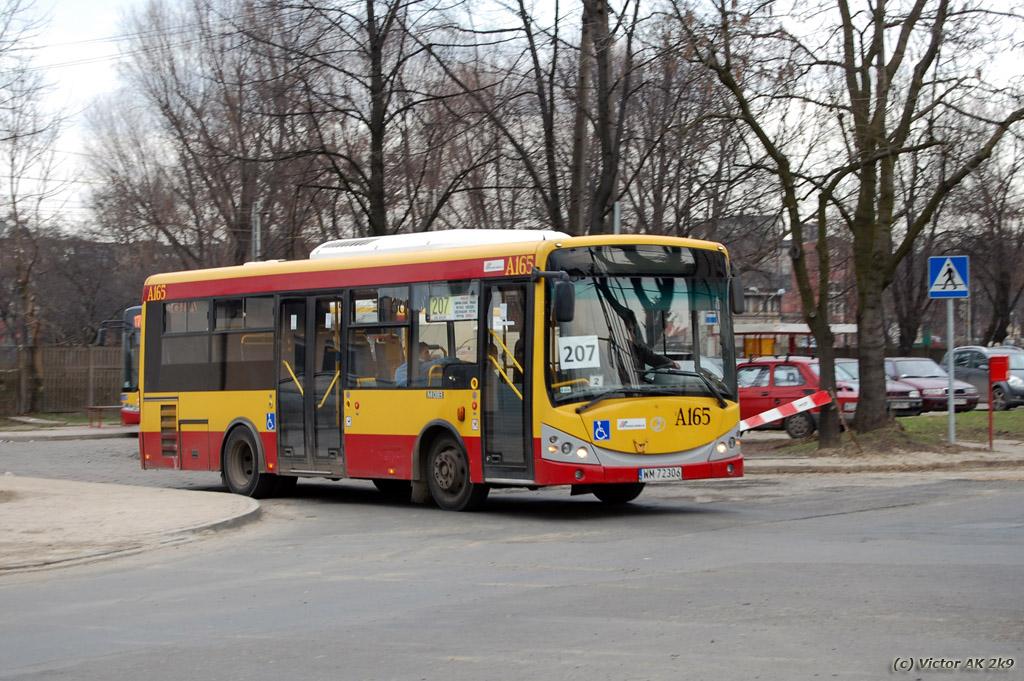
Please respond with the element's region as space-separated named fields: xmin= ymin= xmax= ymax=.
xmin=87 ymin=405 xmax=123 ymax=428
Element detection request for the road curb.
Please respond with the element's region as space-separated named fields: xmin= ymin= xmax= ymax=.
xmin=745 ymin=459 xmax=1023 ymax=475
xmin=0 ymin=428 xmax=138 ymax=443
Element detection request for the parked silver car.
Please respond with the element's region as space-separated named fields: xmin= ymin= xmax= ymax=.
xmin=941 ymin=346 xmax=1024 ymax=411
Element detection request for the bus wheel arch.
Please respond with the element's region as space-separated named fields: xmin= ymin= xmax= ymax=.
xmin=221 ymin=421 xmax=278 ymax=498
xmin=416 ymin=425 xmax=489 ymax=511
xmin=411 ymin=422 xmax=462 ymax=504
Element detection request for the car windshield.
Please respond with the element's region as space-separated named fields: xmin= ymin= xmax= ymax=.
xmin=893 ymin=358 xmax=947 ymax=378
xmin=544 ymin=245 xmax=737 ymax=408
xmin=811 ymin=361 xmax=858 ymax=382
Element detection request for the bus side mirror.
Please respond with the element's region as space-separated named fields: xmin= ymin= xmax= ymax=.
xmin=553 ymin=281 xmax=575 ymax=322
xmin=730 ymin=264 xmax=746 ymax=315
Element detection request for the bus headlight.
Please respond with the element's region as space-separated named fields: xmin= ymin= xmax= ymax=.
xmin=716 ymin=441 xmax=728 ymax=455
xmin=576 ymin=447 xmax=589 ymax=460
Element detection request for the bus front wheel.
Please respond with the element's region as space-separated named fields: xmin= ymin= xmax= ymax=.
xmin=427 ymin=436 xmax=489 ymax=511
xmin=222 ymin=427 xmax=278 ymax=498
xmin=592 ymin=483 xmax=645 ymax=504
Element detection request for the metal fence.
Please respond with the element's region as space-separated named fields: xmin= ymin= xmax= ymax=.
xmin=0 ymin=346 xmax=122 ymax=415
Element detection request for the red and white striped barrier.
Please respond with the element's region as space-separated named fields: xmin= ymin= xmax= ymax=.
xmin=739 ymin=390 xmax=833 ymax=431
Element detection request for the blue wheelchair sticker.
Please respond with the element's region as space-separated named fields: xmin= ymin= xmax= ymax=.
xmin=266 ymin=413 xmax=276 ymax=431
xmin=592 ymin=420 xmax=611 ymax=441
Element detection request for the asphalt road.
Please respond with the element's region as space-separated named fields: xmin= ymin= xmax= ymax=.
xmin=1 ymin=438 xmax=1022 ymax=680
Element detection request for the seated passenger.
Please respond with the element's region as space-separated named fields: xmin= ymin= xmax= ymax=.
xmin=394 ymin=342 xmax=444 ymax=386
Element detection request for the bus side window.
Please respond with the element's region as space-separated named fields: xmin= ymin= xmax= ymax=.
xmin=347 ymin=331 xmax=375 ymax=387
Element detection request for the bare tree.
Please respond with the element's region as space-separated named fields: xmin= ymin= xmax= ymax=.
xmin=0 ymin=0 xmax=65 ymax=412
xmin=427 ymin=0 xmax=657 ymax=235
xmin=673 ymin=0 xmax=1024 ymax=443
xmin=949 ymin=137 xmax=1024 ymax=344
xmin=86 ymin=0 xmax=330 ymax=267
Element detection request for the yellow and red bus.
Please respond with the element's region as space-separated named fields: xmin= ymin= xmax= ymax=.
xmin=138 ymin=230 xmax=745 ymax=510
xmin=120 ymin=305 xmax=143 ymax=425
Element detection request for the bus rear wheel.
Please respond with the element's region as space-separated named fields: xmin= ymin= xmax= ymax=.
xmin=427 ymin=435 xmax=489 ymax=511
xmin=222 ymin=427 xmax=278 ymax=498
xmin=592 ymin=483 xmax=645 ymax=504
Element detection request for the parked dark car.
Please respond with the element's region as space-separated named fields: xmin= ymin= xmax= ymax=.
xmin=833 ymin=358 xmax=923 ymax=416
xmin=884 ymin=357 xmax=978 ymax=412
xmin=941 ymin=346 xmax=1024 ymax=411
xmin=738 ymin=356 xmax=858 ymax=438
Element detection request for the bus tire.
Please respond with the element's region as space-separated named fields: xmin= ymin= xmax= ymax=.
xmin=427 ymin=435 xmax=489 ymax=511
xmin=222 ymin=427 xmax=277 ymax=498
xmin=592 ymin=483 xmax=645 ymax=504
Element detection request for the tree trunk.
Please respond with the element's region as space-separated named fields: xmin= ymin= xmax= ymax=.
xmin=854 ymin=274 xmax=890 ymax=431
xmin=567 ymin=9 xmax=593 ymax=237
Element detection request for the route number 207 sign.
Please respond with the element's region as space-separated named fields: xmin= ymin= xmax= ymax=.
xmin=558 ymin=335 xmax=601 ymax=370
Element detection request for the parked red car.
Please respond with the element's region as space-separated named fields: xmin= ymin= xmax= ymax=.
xmin=884 ymin=357 xmax=978 ymax=412
xmin=738 ymin=357 xmax=859 ymax=438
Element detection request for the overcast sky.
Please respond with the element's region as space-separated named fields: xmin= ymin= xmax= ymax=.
xmin=29 ymin=0 xmax=142 ymax=223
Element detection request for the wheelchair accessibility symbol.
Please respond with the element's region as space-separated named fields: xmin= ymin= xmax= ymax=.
xmin=592 ymin=420 xmax=611 ymax=441
xmin=266 ymin=413 xmax=276 ymax=431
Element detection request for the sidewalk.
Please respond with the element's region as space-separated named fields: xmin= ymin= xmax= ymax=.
xmin=1 ymin=425 xmax=1021 ymax=573
xmin=0 ymin=475 xmax=259 ymax=572
xmin=0 ymin=422 xmax=138 ymax=442
xmin=1 ymin=424 xmax=260 ymax=573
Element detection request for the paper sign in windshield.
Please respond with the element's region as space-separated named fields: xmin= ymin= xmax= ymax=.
xmin=558 ymin=335 xmax=601 ymax=370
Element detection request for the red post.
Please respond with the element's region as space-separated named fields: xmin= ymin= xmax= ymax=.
xmin=988 ymin=356 xmax=1010 ymax=450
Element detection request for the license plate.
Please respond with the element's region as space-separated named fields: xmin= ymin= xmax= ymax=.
xmin=954 ymin=398 xmax=966 ymax=406
xmin=891 ymin=401 xmax=910 ymax=409
xmin=639 ymin=467 xmax=683 ymax=483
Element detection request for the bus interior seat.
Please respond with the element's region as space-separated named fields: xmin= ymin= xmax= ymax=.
xmin=348 ymin=333 xmax=374 ymax=385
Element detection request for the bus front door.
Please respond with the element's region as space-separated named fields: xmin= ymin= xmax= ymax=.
xmin=481 ymin=283 xmax=532 ymax=482
xmin=277 ymin=297 xmax=345 ymax=477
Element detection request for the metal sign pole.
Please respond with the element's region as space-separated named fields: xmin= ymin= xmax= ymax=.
xmin=929 ymin=256 xmax=968 ymax=446
xmin=947 ymin=298 xmax=955 ymax=445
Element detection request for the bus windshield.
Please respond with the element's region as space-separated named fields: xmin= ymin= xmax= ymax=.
xmin=122 ymin=306 xmax=142 ymax=392
xmin=545 ymin=245 xmax=737 ymax=409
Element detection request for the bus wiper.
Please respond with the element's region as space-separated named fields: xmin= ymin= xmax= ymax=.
xmin=645 ymin=368 xmax=728 ymax=408
xmin=575 ymin=390 xmax=626 ymax=414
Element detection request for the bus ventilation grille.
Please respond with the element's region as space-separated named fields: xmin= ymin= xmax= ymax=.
xmin=160 ymin=404 xmax=178 ymax=456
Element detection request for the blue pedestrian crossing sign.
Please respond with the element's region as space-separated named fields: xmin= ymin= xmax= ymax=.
xmin=928 ymin=256 xmax=969 ymax=299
